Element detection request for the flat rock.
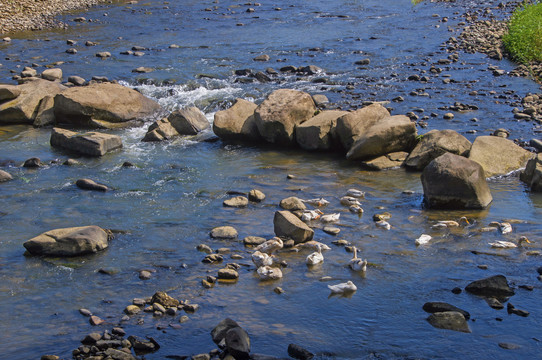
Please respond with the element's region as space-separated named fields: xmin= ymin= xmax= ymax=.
xmin=23 ymin=225 xmax=109 ymax=256
xmin=0 ymin=84 xmax=21 ymax=101
xmin=346 ymin=115 xmax=417 ymax=160
xmin=361 ymin=151 xmax=408 ymax=170
xmin=421 ymin=153 xmax=492 ymax=209
xmin=254 ymin=89 xmax=316 ymax=145
xmin=213 ymin=98 xmax=260 ymax=142
xmin=468 ymin=136 xmax=533 ymax=177
xmin=426 ymin=311 xmax=471 ymax=333
xmin=274 ymin=210 xmax=314 ymax=244
xmin=223 ymin=196 xmax=249 ymax=208
xmin=50 ymin=127 xmax=122 ymax=156
xmin=210 ymin=226 xmax=238 ymax=239
xmin=54 ymin=82 xmax=161 ymax=128
xmin=0 ymin=79 xmax=66 ymax=124
xmin=405 ymin=129 xmax=472 ymax=170
xmin=295 ymin=110 xmax=348 ymax=150
xmin=243 ymin=236 xmax=266 ymax=246
xmin=465 ymin=275 xmax=515 ymax=297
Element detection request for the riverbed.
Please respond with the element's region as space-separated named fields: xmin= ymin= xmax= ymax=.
xmin=1 ymin=0 xmax=541 ymax=359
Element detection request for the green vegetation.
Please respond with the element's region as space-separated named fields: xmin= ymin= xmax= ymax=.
xmin=503 ymin=1 xmax=542 ymax=64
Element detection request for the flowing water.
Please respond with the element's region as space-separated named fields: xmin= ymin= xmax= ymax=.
xmin=1 ymin=0 xmax=542 ymax=359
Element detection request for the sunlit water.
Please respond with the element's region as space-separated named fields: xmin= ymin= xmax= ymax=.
xmin=1 ymin=0 xmax=541 ymax=359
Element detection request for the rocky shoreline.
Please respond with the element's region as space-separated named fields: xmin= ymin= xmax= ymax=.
xmin=0 ymin=0 xmax=109 ymax=34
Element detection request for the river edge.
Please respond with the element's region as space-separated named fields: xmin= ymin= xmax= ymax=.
xmin=0 ymin=0 xmax=112 ymax=34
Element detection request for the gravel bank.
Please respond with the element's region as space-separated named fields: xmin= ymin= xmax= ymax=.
xmin=0 ymin=0 xmax=109 ymax=34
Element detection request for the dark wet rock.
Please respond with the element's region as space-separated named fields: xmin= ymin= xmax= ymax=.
xmin=465 ymin=275 xmax=514 ymax=297
xmin=451 ymin=287 xmax=462 ymax=294
xmin=54 ymin=82 xmax=161 ymax=128
xmin=210 ymin=226 xmax=238 ymax=239
xmin=50 ymin=128 xmax=122 ymax=156
xmin=288 ymin=343 xmax=314 ymax=360
xmin=76 ymin=178 xmax=109 ymax=192
xmin=499 ymin=342 xmax=520 ymax=350
xmin=486 ymin=297 xmax=504 ymax=309
xmin=507 ymin=302 xmax=529 ymax=317
xmin=299 ymin=65 xmax=322 ymax=75
xmin=23 ymin=157 xmax=42 ymax=168
xmin=225 ymin=326 xmax=250 ymax=360
xmin=128 ymin=335 xmax=159 ymax=353
xmin=254 ymin=71 xmax=271 ymax=83
xmin=23 ymin=225 xmax=109 ymax=256
xmin=0 ymin=170 xmax=13 ymax=182
xmin=520 ymin=154 xmax=542 ymax=192
xmin=334 ymin=103 xmax=390 ymax=151
xmin=361 ymin=151 xmax=408 ymax=170
xmin=405 ymin=129 xmax=472 ymax=170
xmin=468 ymin=136 xmax=533 ymax=177
xmin=202 ymin=253 xmax=223 ymax=264
xmin=423 ymin=302 xmax=470 ymax=319
xmin=82 ymin=332 xmax=102 ymax=344
xmin=213 ymin=98 xmax=260 ymax=142
xmin=422 ymin=153 xmax=492 ymax=209
xmin=279 ymin=196 xmax=306 ymax=211
xmin=223 ymin=196 xmax=249 ymax=208
xmin=151 ymin=291 xmax=179 ymax=307
xmin=295 ymin=110 xmax=348 ymax=150
xmin=212 ymin=318 xmax=240 ymax=345
xmin=254 ymin=89 xmax=316 ymax=145
xmin=41 ymin=355 xmax=59 ymax=360
xmin=104 ymin=348 xmax=136 ymax=360
xmin=346 ymin=115 xmax=417 ymax=161
xmin=274 ymin=211 xmax=314 ymax=244
xmin=426 ymin=311 xmax=471 ymax=333
xmin=248 ymin=189 xmax=265 ymax=202
xmin=0 ymin=79 xmax=66 ymax=125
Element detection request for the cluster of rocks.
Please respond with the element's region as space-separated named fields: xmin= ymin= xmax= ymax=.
xmin=424 ymin=274 xmax=532 ymax=338
xmin=212 ymin=89 xmax=540 ymax=200
xmin=233 ymin=64 xmax=324 ymax=84
xmin=513 ymin=93 xmax=542 ymax=124
xmin=0 ymin=0 xmax=106 ymax=33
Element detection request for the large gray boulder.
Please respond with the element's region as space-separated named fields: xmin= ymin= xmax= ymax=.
xmin=405 ymin=129 xmax=472 ymax=170
xmin=346 ymin=115 xmax=417 ymax=160
xmin=0 ymin=79 xmax=66 ymax=124
xmin=254 ymin=89 xmax=316 ymax=145
xmin=465 ymin=275 xmax=515 ymax=297
xmin=23 ymin=225 xmax=109 ymax=256
xmin=274 ymin=211 xmax=314 ymax=244
xmin=295 ymin=110 xmax=348 ymax=150
xmin=421 ymin=153 xmax=492 ymax=209
xmin=334 ymin=103 xmax=390 ymax=150
xmin=54 ymin=82 xmax=162 ymax=128
xmin=520 ymin=154 xmax=542 ymax=192
xmin=468 ymin=136 xmax=533 ymax=177
xmin=213 ymin=98 xmax=260 ymax=142
xmin=50 ymin=127 xmax=122 ymax=156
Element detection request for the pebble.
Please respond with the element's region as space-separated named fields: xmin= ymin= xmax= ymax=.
xmin=66 ymin=48 xmax=77 ymax=54
xmin=79 ymin=308 xmax=92 ymax=317
xmin=139 ymin=270 xmax=152 ymax=280
xmin=323 ymin=226 xmax=340 ymax=235
xmin=89 ymin=315 xmax=104 ymax=326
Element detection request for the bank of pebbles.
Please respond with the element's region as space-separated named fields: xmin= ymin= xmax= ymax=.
xmin=0 ymin=0 xmax=109 ymax=34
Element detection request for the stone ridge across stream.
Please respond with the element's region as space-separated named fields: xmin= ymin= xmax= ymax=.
xmin=0 ymin=0 xmax=108 ymax=34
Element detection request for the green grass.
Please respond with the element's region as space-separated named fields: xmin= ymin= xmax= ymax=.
xmin=503 ymin=1 xmax=542 ymax=64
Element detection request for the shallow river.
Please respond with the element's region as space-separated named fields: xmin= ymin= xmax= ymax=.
xmin=1 ymin=0 xmax=542 ymax=359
